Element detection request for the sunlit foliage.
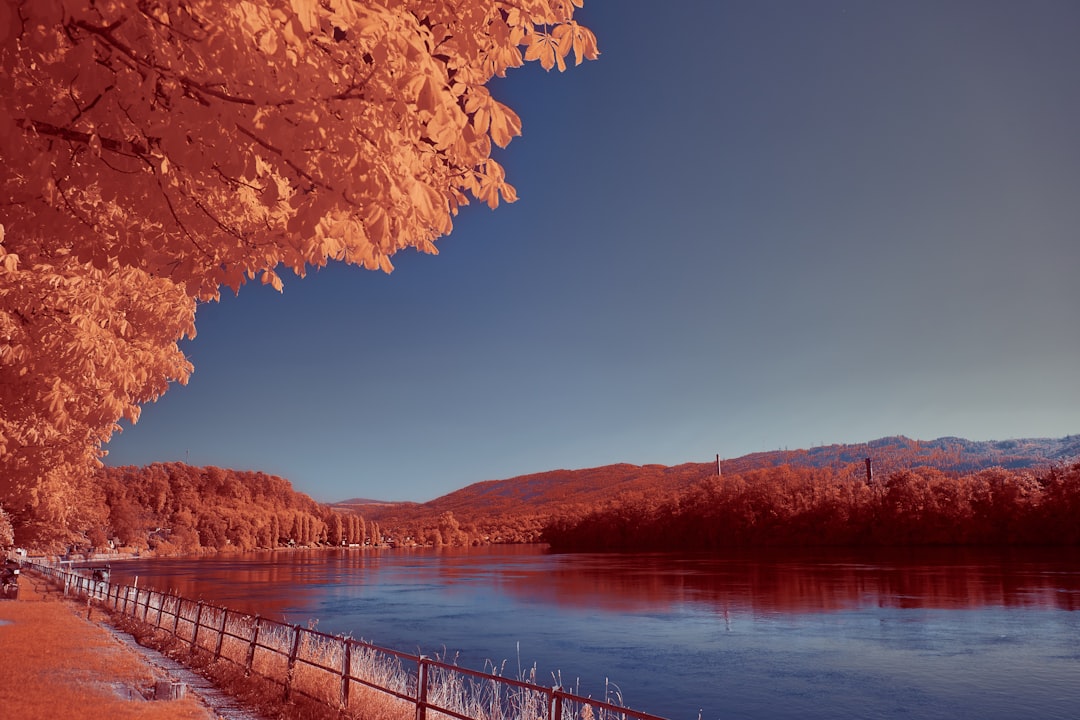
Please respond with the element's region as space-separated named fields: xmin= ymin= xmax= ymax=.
xmin=542 ymin=463 xmax=1080 ymax=551
xmin=1 ymin=0 xmax=597 ymax=532
xmin=91 ymin=463 xmax=346 ymax=554
xmin=0 ymin=505 xmax=13 ymax=547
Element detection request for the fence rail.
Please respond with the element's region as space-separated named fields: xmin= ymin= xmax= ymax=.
xmin=26 ymin=561 xmax=668 ymax=720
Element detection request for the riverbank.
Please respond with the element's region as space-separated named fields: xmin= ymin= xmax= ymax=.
xmin=0 ymin=570 xmax=223 ymax=720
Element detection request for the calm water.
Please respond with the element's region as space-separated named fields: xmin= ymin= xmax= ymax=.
xmin=110 ymin=546 xmax=1080 ymax=720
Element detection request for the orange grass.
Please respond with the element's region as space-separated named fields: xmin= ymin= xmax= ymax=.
xmin=71 ymin=571 xmax=633 ymax=720
xmin=109 ymin=604 xmax=423 ymax=720
xmin=113 ymin=615 xmax=345 ymax=720
xmin=0 ymin=574 xmax=210 ymax=720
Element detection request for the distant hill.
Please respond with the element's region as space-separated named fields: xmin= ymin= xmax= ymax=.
xmin=333 ymin=463 xmax=718 ymax=542
xmin=40 ymin=435 xmax=1072 ymax=553
xmin=720 ymin=435 xmax=1080 ymax=476
xmin=335 ymin=498 xmax=416 ymax=509
xmin=335 ymin=435 xmax=1080 ymax=541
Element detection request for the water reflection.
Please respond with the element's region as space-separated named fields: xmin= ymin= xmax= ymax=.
xmin=112 ymin=551 xmax=327 ymax=617
xmin=112 ymin=545 xmax=1080 ymax=619
xmin=518 ymin=548 xmax=1080 ymax=614
xmin=109 ymin=546 xmax=1080 ymax=720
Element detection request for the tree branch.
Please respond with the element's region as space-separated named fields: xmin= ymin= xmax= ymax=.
xmin=71 ymin=18 xmax=288 ymax=108
xmin=235 ymin=124 xmax=330 ymax=191
xmin=17 ymin=118 xmax=152 ymax=157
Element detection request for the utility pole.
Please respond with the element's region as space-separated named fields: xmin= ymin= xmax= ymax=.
xmin=716 ymin=454 xmax=722 ymax=477
xmin=865 ymin=457 xmax=873 ymax=484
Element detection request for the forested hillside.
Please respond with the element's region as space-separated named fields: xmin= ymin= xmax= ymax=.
xmin=5 ymin=435 xmax=1076 ymax=553
xmin=8 ymin=463 xmax=380 ymax=555
xmin=347 ymin=435 xmax=1080 ymax=545
xmin=542 ymin=462 xmax=1080 ymax=551
xmin=339 ymin=462 xmax=718 ymax=545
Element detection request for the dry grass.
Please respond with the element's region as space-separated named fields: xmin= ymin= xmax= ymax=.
xmin=46 ymin=566 xmax=640 ymax=720
xmin=111 ymin=612 xmax=344 ymax=720
xmin=0 ymin=574 xmax=210 ymax=720
xmin=111 ymin=605 xmax=630 ymax=720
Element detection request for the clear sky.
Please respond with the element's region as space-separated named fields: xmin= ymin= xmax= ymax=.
xmin=104 ymin=0 xmax=1080 ymax=503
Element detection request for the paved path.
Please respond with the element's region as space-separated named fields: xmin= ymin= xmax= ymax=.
xmin=103 ymin=616 xmax=264 ymax=720
xmin=2 ymin=569 xmax=264 ymax=720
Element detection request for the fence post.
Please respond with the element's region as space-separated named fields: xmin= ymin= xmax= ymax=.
xmin=172 ymin=596 xmax=182 ymax=637
xmin=215 ymin=609 xmax=228 ymax=660
xmin=284 ymin=625 xmax=303 ymax=701
xmin=156 ymin=592 xmax=165 ymax=628
xmin=246 ymin=616 xmax=261 ymax=676
xmin=143 ymin=589 xmax=152 ymax=622
xmin=191 ymin=601 xmax=204 ymax=651
xmin=551 ymin=687 xmax=565 ymax=720
xmin=339 ymin=638 xmax=352 ymax=710
xmin=415 ymin=656 xmax=430 ymax=720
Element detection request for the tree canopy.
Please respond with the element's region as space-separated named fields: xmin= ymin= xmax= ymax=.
xmin=541 ymin=462 xmax=1080 ymax=551
xmin=0 ymin=0 xmax=597 ymax=544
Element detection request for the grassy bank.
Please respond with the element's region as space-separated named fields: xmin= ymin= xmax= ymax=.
xmin=0 ymin=572 xmax=209 ymax=720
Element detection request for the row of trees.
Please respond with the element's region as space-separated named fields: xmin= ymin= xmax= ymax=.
xmin=542 ymin=462 xmax=1080 ymax=551
xmin=1 ymin=1 xmax=595 ymax=546
xmin=11 ymin=458 xmax=1079 ymax=555
xmin=44 ymin=463 xmax=387 ymax=554
xmin=354 ymin=505 xmax=553 ymax=547
xmin=2 ymin=457 xmax=543 ymax=553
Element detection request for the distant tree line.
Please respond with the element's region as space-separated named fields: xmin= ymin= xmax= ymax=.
xmin=359 ymin=508 xmax=552 ymax=548
xmin=541 ymin=462 xmax=1080 ymax=551
xmin=10 ymin=463 xmax=386 ymax=555
xmin=6 ymin=460 xmax=527 ymax=554
xmin=14 ymin=458 xmax=1080 ymax=556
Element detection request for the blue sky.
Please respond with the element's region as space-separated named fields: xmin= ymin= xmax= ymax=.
xmin=105 ymin=1 xmax=1080 ymax=502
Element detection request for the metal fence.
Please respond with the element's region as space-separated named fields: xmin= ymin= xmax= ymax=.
xmin=27 ymin=561 xmax=668 ymax=720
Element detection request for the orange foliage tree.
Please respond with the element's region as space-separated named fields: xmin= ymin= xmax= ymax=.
xmin=542 ymin=463 xmax=1080 ymax=551
xmin=0 ymin=0 xmax=597 ymax=543
xmin=97 ymin=463 xmax=330 ymax=553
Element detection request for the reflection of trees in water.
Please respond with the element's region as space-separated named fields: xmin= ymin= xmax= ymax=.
xmin=499 ymin=549 xmax=1080 ymax=614
xmin=113 ymin=547 xmax=468 ymax=618
xmin=110 ymin=549 xmax=355 ymax=618
xmin=109 ymin=547 xmax=1080 ymax=623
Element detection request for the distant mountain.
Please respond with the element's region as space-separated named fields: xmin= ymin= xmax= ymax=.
xmin=335 ymin=498 xmax=417 ymax=508
xmin=335 ymin=435 xmax=1080 ymax=540
xmin=332 ymin=463 xmax=719 ymax=542
xmin=42 ymin=435 xmax=1071 ymax=553
xmin=721 ymin=434 xmax=1080 ymax=477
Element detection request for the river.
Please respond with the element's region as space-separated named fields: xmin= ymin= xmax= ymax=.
xmin=109 ymin=545 xmax=1080 ymax=720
